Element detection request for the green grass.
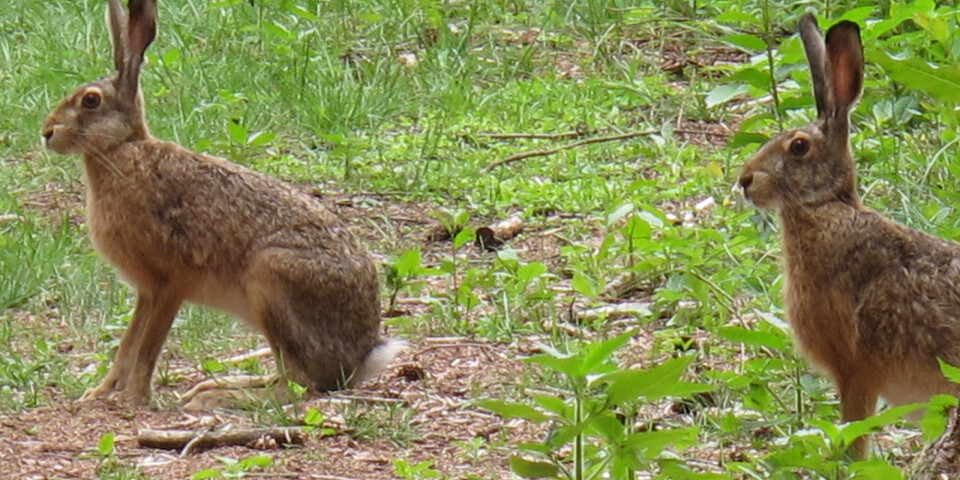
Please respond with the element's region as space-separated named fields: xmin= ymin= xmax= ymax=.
xmin=3 ymin=0 xmax=960 ymax=478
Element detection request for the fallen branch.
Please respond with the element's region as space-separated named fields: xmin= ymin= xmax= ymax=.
xmin=478 ymin=129 xmax=592 ymax=140
xmin=480 ymin=127 xmax=731 ymax=173
xmin=475 ymin=216 xmax=524 ymax=251
xmin=138 ymin=426 xmax=306 ymax=455
xmin=481 ymin=130 xmax=657 ymax=172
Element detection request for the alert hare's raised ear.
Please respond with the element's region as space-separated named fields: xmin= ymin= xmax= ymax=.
xmin=799 ymin=13 xmax=863 ymax=127
xmin=107 ymin=0 xmax=157 ymax=101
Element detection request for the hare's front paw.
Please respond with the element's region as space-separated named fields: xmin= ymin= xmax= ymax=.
xmin=80 ymin=376 xmax=121 ymax=402
xmin=80 ymin=377 xmax=152 ymax=406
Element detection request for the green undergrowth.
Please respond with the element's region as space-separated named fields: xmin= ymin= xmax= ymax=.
xmin=2 ymin=0 xmax=960 ymax=478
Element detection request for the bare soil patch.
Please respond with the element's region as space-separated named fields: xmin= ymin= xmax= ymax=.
xmin=0 ymin=340 xmax=543 ymax=479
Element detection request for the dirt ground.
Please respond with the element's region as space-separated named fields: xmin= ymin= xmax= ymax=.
xmin=0 ymin=191 xmax=600 ymax=479
xmin=0 ymin=339 xmax=551 ymax=479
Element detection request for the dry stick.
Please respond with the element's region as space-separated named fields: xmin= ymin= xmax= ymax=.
xmin=482 ymin=130 xmax=657 ymax=172
xmin=137 ymin=427 xmax=306 ymax=455
xmin=481 ymin=127 xmax=731 ymax=173
xmin=478 ymin=130 xmax=592 ymax=140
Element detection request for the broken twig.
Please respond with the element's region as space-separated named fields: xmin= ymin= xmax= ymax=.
xmin=138 ymin=426 xmax=306 ymax=455
xmin=481 ymin=130 xmax=657 ymax=172
xmin=476 ymin=216 xmax=524 ymax=251
xmin=480 ymin=127 xmax=731 ymax=172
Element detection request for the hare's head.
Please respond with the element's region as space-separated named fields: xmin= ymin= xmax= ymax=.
xmin=739 ymin=14 xmax=863 ymax=210
xmin=42 ymin=0 xmax=157 ymax=156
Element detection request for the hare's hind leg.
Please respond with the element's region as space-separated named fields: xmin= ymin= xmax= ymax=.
xmin=177 ymin=247 xmax=380 ymax=410
xmin=81 ymin=288 xmax=184 ymax=406
xmin=247 ymin=248 xmax=380 ymax=391
xmin=838 ymin=374 xmax=880 ymax=460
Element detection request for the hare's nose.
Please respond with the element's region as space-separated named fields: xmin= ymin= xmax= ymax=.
xmin=42 ymin=128 xmax=54 ymax=141
xmin=739 ymin=173 xmax=753 ymax=191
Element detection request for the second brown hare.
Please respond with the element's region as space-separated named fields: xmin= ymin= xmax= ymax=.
xmin=739 ymin=13 xmax=960 ymax=458
xmin=41 ymin=0 xmax=402 ymax=410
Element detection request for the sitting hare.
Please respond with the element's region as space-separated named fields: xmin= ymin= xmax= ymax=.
xmin=41 ymin=0 xmax=402 ymax=409
xmin=739 ymin=14 xmax=960 ymax=458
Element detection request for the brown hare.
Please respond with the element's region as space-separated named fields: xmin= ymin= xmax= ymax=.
xmin=739 ymin=13 xmax=960 ymax=458
xmin=41 ymin=0 xmax=402 ymax=410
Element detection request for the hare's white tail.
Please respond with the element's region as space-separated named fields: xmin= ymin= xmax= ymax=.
xmin=352 ymin=338 xmax=407 ymax=385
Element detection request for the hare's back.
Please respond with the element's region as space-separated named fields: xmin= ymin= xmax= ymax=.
xmin=90 ymin=141 xmax=353 ymax=275
xmin=854 ymin=222 xmax=960 ymax=373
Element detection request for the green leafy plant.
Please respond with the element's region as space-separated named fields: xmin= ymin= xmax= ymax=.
xmin=479 ymin=330 xmax=714 ymax=479
xmin=392 ymin=459 xmax=441 ymax=480
xmin=191 ymin=455 xmax=273 ymax=479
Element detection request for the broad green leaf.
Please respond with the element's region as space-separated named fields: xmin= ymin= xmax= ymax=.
xmin=237 ymin=455 xmax=272 ymax=469
xmin=190 ymin=469 xmax=221 ymax=480
xmin=283 ymin=3 xmax=320 ymax=22
xmin=578 ymin=329 xmax=636 ymax=376
xmin=303 ymin=407 xmax=323 ymax=426
xmin=718 ymin=325 xmax=788 ymax=352
xmin=939 ymin=358 xmax=960 ymax=383
xmin=623 ymin=215 xmax=652 ymax=242
xmin=706 ymin=84 xmax=749 ymax=108
xmin=453 ymin=227 xmax=475 ymax=249
xmin=591 ymin=413 xmax=626 ymax=442
xmin=97 ymin=432 xmax=114 ymax=456
xmin=720 ymin=34 xmax=766 ymax=52
xmin=913 ymin=13 xmax=949 ymax=43
xmin=836 ymin=6 xmax=875 ymax=24
xmin=393 ymin=248 xmax=422 ymax=277
xmin=920 ymin=394 xmax=958 ymax=442
xmin=607 ymin=202 xmax=634 ymax=227
xmin=509 ymin=455 xmax=559 ymax=478
xmin=729 ymin=132 xmax=768 ymax=148
xmin=570 ymin=272 xmax=598 ymax=299
xmin=202 ymin=359 xmax=225 ymax=373
xmin=601 ymin=355 xmax=713 ymax=406
xmin=516 ymin=262 xmax=546 ymax=283
xmin=848 ymin=459 xmax=903 ymax=480
xmin=475 ymin=400 xmax=549 ymax=422
xmin=161 ymin=48 xmax=180 ymax=65
xmin=526 ymin=351 xmax=583 ymax=378
xmin=806 ymin=418 xmax=840 ymax=444
xmin=227 ymin=121 xmax=247 ymax=144
xmin=247 ymin=131 xmax=275 ymax=147
xmin=532 ymin=395 xmax=567 ymax=416
xmin=263 ymin=21 xmax=292 ymax=40
xmin=841 ymin=403 xmax=923 ymax=445
xmin=722 ymin=67 xmax=770 ymax=89
xmin=624 ymin=426 xmax=699 ymax=458
xmin=870 ymin=51 xmax=960 ymax=104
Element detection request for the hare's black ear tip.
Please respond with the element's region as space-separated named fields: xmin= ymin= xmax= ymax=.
xmin=831 ymin=20 xmax=862 ymax=35
xmin=800 ymin=12 xmax=817 ymax=24
xmin=826 ymin=20 xmax=862 ymax=44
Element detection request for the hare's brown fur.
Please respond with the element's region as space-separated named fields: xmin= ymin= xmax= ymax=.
xmin=740 ymin=14 xmax=960 ymax=458
xmin=42 ymin=0 xmax=397 ymax=408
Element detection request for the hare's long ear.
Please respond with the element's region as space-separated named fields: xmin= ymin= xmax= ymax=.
xmin=107 ymin=0 xmax=126 ymax=72
xmin=824 ymin=20 xmax=863 ymax=121
xmin=799 ymin=13 xmax=831 ymax=118
xmin=115 ymin=0 xmax=157 ymax=100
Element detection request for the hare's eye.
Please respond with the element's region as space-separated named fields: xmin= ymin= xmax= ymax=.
xmin=789 ymin=138 xmax=810 ymax=156
xmin=81 ymin=92 xmax=101 ymax=109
